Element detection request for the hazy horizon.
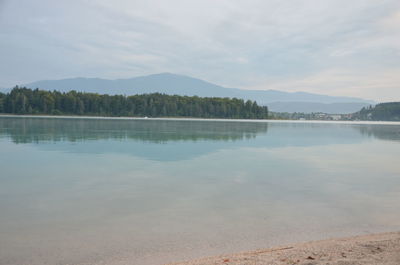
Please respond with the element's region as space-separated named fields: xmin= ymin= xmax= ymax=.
xmin=1 ymin=0 xmax=399 ymax=102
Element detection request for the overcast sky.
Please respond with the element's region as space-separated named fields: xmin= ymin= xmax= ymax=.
xmin=0 ymin=0 xmax=399 ymax=101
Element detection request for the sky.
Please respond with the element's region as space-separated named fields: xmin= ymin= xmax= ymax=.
xmin=0 ymin=0 xmax=399 ymax=102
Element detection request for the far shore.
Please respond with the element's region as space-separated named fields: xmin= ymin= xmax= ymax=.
xmin=1 ymin=113 xmax=400 ymax=125
xmin=169 ymin=232 xmax=400 ymax=265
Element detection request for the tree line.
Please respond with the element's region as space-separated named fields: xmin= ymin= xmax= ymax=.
xmin=0 ymin=87 xmax=268 ymax=119
xmin=353 ymin=102 xmax=400 ymax=121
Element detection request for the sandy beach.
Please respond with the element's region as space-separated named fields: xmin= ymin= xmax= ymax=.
xmin=169 ymin=232 xmax=400 ymax=265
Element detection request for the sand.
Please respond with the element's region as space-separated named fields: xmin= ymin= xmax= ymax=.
xmin=168 ymin=232 xmax=400 ymax=265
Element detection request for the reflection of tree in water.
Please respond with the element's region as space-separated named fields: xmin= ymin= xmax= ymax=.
xmin=0 ymin=117 xmax=269 ymax=144
xmin=356 ymin=124 xmax=400 ymax=142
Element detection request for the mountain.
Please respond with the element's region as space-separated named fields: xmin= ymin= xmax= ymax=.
xmin=268 ymin=102 xmax=372 ymax=114
xmin=24 ymin=73 xmax=235 ymax=97
xmin=23 ymin=73 xmax=373 ymax=113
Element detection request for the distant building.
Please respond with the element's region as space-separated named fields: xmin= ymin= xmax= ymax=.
xmin=329 ymin=115 xmax=341 ymax=120
xmin=315 ymin=113 xmax=327 ymax=119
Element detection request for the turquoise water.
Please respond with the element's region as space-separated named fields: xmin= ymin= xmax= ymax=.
xmin=0 ymin=117 xmax=400 ymax=265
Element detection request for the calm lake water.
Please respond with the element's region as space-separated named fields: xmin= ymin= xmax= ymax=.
xmin=0 ymin=116 xmax=400 ymax=265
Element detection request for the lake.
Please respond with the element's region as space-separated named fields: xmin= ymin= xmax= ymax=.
xmin=0 ymin=116 xmax=400 ymax=265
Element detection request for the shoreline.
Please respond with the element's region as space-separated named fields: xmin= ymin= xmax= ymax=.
xmin=1 ymin=114 xmax=400 ymax=125
xmin=168 ymin=231 xmax=400 ymax=265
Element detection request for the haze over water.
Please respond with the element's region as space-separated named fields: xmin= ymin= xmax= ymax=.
xmin=0 ymin=117 xmax=400 ymax=265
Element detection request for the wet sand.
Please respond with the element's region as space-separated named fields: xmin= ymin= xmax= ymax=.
xmin=168 ymin=232 xmax=400 ymax=265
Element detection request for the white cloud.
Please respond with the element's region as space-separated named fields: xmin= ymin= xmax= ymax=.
xmin=0 ymin=0 xmax=399 ymax=101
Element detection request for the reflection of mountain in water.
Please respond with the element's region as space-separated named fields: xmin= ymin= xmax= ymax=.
xmin=0 ymin=117 xmax=271 ymax=161
xmin=1 ymin=117 xmax=399 ymax=161
xmin=0 ymin=117 xmax=268 ymax=144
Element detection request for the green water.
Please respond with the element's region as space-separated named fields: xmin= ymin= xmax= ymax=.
xmin=0 ymin=117 xmax=399 ymax=265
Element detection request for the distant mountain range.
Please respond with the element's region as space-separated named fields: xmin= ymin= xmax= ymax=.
xmin=11 ymin=73 xmax=374 ymax=113
xmin=267 ymin=102 xmax=372 ymax=114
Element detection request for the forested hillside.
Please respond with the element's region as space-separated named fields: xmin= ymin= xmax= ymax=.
xmin=0 ymin=87 xmax=268 ymax=119
xmin=353 ymin=102 xmax=400 ymax=121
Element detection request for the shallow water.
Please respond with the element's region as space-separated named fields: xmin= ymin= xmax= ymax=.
xmin=0 ymin=116 xmax=400 ymax=265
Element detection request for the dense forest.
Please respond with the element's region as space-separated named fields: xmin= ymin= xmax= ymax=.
xmin=0 ymin=87 xmax=268 ymax=119
xmin=353 ymin=102 xmax=400 ymax=121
